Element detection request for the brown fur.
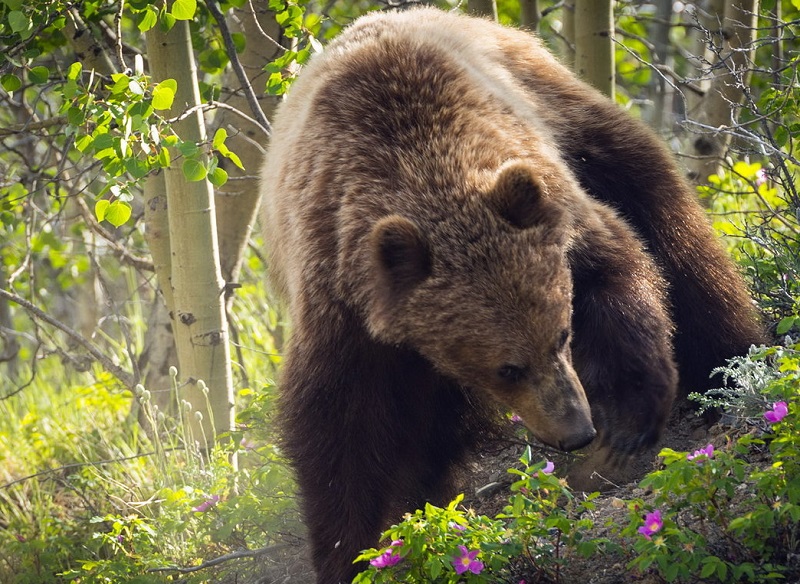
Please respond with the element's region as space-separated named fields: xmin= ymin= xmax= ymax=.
xmin=260 ymin=8 xmax=765 ymax=583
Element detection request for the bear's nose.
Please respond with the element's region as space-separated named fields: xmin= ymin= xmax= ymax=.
xmin=559 ymin=426 xmax=596 ymax=452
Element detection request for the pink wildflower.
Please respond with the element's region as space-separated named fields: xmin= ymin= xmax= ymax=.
xmin=687 ymin=443 xmax=714 ymax=463
xmin=448 ymin=521 xmax=466 ymax=532
xmin=192 ymin=494 xmax=220 ymax=512
xmin=541 ymin=460 xmax=555 ymax=474
xmin=764 ymin=401 xmax=788 ymax=424
xmin=453 ymin=545 xmax=484 ymax=575
xmin=510 ymin=414 xmax=523 ymax=423
xmin=370 ymin=540 xmax=403 ymax=569
xmin=638 ymin=509 xmax=663 ymax=540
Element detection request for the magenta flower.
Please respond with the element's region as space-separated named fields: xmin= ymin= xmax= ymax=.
xmin=192 ymin=494 xmax=220 ymax=512
xmin=638 ymin=509 xmax=663 ymax=540
xmin=453 ymin=545 xmax=484 ymax=575
xmin=542 ymin=460 xmax=555 ymax=474
xmin=370 ymin=540 xmax=403 ymax=569
xmin=448 ymin=521 xmax=466 ymax=532
xmin=687 ymin=443 xmax=714 ymax=463
xmin=510 ymin=414 xmax=523 ymax=423
xmin=764 ymin=401 xmax=788 ymax=424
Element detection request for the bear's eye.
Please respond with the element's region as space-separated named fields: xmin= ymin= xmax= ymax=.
xmin=497 ymin=364 xmax=527 ymax=383
xmin=557 ymin=329 xmax=570 ymax=351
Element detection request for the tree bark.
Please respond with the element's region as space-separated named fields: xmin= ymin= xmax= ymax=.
xmin=213 ymin=3 xmax=282 ymax=296
xmin=520 ymin=0 xmax=540 ymax=30
xmin=560 ymin=1 xmax=575 ymax=67
xmin=686 ymin=0 xmax=759 ymax=183
xmin=467 ymin=0 xmax=497 ymax=21
xmin=144 ymin=20 xmax=234 ymax=445
xmin=649 ymin=0 xmax=674 ymax=133
xmin=573 ymin=0 xmax=615 ymax=99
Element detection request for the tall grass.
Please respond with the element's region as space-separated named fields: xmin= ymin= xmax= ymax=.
xmin=0 ymin=252 xmax=295 ymax=583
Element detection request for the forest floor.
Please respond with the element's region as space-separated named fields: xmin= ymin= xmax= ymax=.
xmin=247 ymin=399 xmax=765 ymax=583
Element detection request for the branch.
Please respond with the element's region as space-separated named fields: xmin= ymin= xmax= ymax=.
xmin=74 ymin=197 xmax=155 ymax=272
xmin=0 ymin=114 xmax=68 ymax=137
xmin=148 ymin=544 xmax=291 ymax=574
xmin=0 ymin=287 xmax=136 ymax=388
xmin=0 ymin=449 xmax=180 ymax=490
xmin=165 ymin=100 xmax=270 ymax=139
xmin=202 ymin=0 xmax=272 ymax=135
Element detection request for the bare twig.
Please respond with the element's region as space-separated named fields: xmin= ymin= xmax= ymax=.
xmin=148 ymin=544 xmax=292 ymax=574
xmin=0 ymin=449 xmax=181 ymax=490
xmin=0 ymin=287 xmax=136 ymax=388
xmin=202 ymin=0 xmax=272 ymax=135
xmin=166 ymin=100 xmax=270 ymax=139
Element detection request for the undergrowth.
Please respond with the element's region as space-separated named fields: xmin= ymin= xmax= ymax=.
xmin=355 ymin=340 xmax=800 ymax=583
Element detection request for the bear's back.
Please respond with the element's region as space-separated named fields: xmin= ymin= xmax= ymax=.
xmin=260 ymin=8 xmax=576 ymax=314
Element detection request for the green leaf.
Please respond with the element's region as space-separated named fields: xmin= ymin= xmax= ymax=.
xmin=171 ymin=0 xmax=196 ymax=20
xmin=177 ymin=141 xmax=199 ymax=158
xmin=8 ymin=10 xmax=30 ymax=33
xmin=28 ymin=66 xmax=49 ymax=85
xmin=109 ymin=73 xmax=130 ymax=95
xmin=209 ymin=166 xmax=228 ymax=187
xmin=138 ymin=6 xmax=158 ymax=32
xmin=105 ymin=201 xmax=132 ymax=227
xmin=159 ymin=11 xmax=176 ymax=31
xmin=1 ymin=74 xmax=21 ymax=92
xmin=158 ymin=148 xmax=171 ymax=167
xmin=700 ymin=559 xmax=718 ymax=579
xmin=212 ymin=128 xmax=228 ymax=151
xmin=776 ymin=316 xmax=797 ymax=335
xmin=67 ymin=107 xmax=85 ymax=126
xmin=67 ymin=62 xmax=82 ymax=81
xmin=75 ymin=135 xmax=93 ymax=152
xmin=92 ymin=133 xmax=114 ymax=151
xmin=231 ymin=32 xmax=246 ymax=53
xmin=95 ymin=200 xmax=110 ymax=222
xmin=152 ymin=79 xmax=177 ymax=110
xmin=182 ymin=158 xmax=207 ymax=182
xmin=225 ymin=150 xmax=244 ymax=170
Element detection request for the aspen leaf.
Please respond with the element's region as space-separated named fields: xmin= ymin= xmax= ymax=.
xmin=28 ymin=66 xmax=49 ymax=84
xmin=183 ymin=159 xmax=207 ymax=182
xmin=105 ymin=201 xmax=132 ymax=227
xmin=1 ymin=74 xmax=21 ymax=92
xmin=209 ymin=166 xmax=228 ymax=187
xmin=152 ymin=80 xmax=177 ymax=110
xmin=171 ymin=0 xmax=196 ymax=20
xmin=95 ymin=200 xmax=110 ymax=222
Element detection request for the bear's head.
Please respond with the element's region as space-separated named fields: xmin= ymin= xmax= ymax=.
xmin=367 ymin=162 xmax=596 ymax=452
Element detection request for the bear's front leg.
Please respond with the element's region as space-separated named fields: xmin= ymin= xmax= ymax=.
xmin=567 ymin=209 xmax=678 ymax=490
xmin=278 ymin=330 xmax=464 ymax=583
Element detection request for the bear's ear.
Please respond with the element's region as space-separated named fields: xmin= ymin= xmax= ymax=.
xmin=371 ymin=215 xmax=432 ymax=299
xmin=487 ymin=163 xmax=564 ymax=231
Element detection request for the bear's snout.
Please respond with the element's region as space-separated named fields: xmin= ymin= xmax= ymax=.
xmin=558 ymin=425 xmax=596 ymax=452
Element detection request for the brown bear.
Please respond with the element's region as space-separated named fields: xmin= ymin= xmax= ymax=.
xmin=259 ymin=8 xmax=765 ymax=583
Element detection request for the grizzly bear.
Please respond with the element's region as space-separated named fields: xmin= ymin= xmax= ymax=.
xmin=260 ymin=7 xmax=765 ymax=583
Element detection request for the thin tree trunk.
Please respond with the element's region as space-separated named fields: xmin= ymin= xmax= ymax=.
xmin=467 ymin=0 xmax=497 ymax=21
xmin=145 ymin=20 xmax=234 ymax=445
xmin=649 ymin=0 xmax=674 ymax=133
xmin=560 ymin=1 xmax=575 ymax=67
xmin=520 ymin=0 xmax=540 ymax=30
xmin=574 ymin=0 xmax=615 ymax=99
xmin=214 ymin=3 xmax=281 ymax=295
xmin=140 ymin=173 xmax=179 ymax=422
xmin=687 ymin=0 xmax=759 ymax=183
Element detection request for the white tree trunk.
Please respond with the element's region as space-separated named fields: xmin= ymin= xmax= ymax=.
xmin=687 ymin=0 xmax=759 ymax=183
xmin=144 ymin=20 xmax=234 ymax=445
xmin=574 ymin=0 xmax=615 ymax=99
